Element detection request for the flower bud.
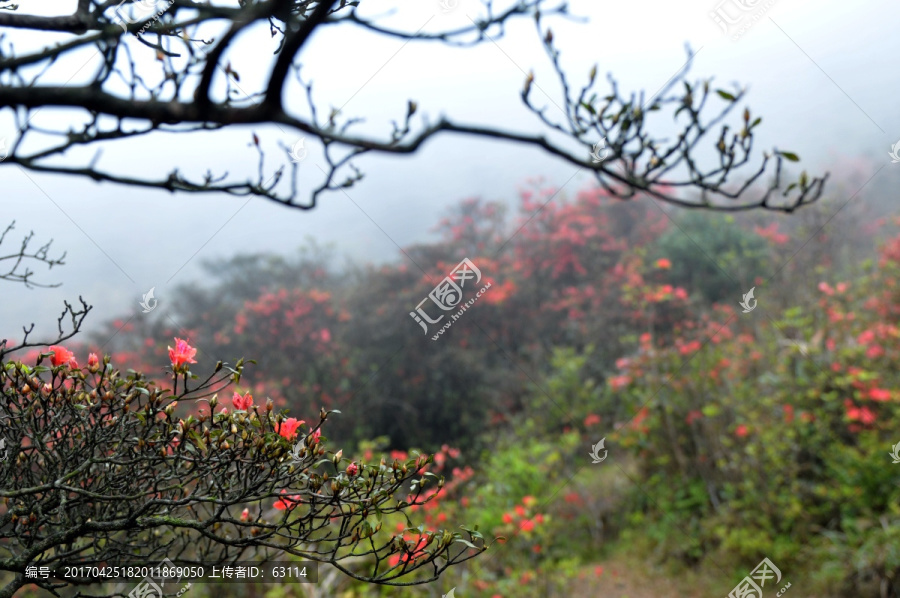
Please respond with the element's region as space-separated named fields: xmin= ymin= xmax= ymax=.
xmin=209 ymin=394 xmax=217 ymax=410
xmin=266 ymin=398 xmax=274 ymax=412
xmin=333 ymin=450 xmax=343 ymax=466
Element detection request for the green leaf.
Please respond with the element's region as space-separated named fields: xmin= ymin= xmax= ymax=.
xmin=750 ymin=117 xmax=762 ymax=128
xmin=701 ymin=405 xmax=720 ymax=417
xmin=779 ymin=151 xmax=800 ymax=162
xmin=455 ymin=539 xmax=479 ymax=549
xmin=716 ymin=90 xmax=736 ymax=101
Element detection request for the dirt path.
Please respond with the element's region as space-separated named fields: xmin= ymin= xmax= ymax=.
xmin=569 ymin=556 xmax=709 ymax=598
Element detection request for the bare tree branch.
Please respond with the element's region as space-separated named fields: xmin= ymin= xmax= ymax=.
xmin=0 ymin=221 xmax=66 ymax=289
xmin=0 ymin=0 xmax=826 ymax=211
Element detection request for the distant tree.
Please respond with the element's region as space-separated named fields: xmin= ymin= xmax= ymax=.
xmin=0 ymin=0 xmax=825 ymax=210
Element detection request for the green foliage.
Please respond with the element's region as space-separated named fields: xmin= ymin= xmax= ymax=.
xmin=652 ymin=211 xmax=769 ymax=304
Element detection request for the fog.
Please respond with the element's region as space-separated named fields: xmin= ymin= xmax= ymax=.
xmin=2 ymin=0 xmax=898 ymax=342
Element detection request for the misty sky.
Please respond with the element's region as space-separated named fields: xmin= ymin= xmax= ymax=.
xmin=1 ymin=0 xmax=899 ymax=343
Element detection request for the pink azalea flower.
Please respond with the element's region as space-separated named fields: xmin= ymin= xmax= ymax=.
xmin=168 ymin=338 xmax=197 ymax=372
xmin=48 ymin=345 xmax=76 ymax=367
xmin=735 ymin=424 xmax=749 ymax=438
xmin=346 ymin=462 xmax=359 ymax=477
xmin=655 ymin=258 xmax=672 ymax=269
xmin=232 ymin=391 xmax=253 ymax=411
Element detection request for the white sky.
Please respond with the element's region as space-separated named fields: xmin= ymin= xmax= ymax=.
xmin=1 ymin=0 xmax=899 ymax=341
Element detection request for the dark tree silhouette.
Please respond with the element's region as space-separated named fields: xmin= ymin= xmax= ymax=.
xmin=0 ymin=0 xmax=826 ymax=210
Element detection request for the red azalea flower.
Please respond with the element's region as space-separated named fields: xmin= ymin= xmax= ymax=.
xmin=48 ymin=345 xmax=76 ymax=367
xmin=168 ymin=338 xmax=197 ymax=372
xmin=346 ymin=462 xmax=359 ymax=476
xmin=783 ymin=404 xmax=795 ymax=423
xmin=232 ymin=391 xmax=253 ymax=411
xmin=655 ymin=258 xmax=672 ymax=269
xmin=276 ymin=418 xmax=304 ymax=440
xmin=735 ymin=424 xmax=749 ymax=438
xmin=273 ymin=490 xmax=302 ymax=510
xmin=869 ymin=388 xmax=891 ymax=401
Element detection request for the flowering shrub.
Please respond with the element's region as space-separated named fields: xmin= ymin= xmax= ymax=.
xmin=605 ymin=232 xmax=900 ymax=593
xmin=0 ymin=341 xmax=490 ymax=597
